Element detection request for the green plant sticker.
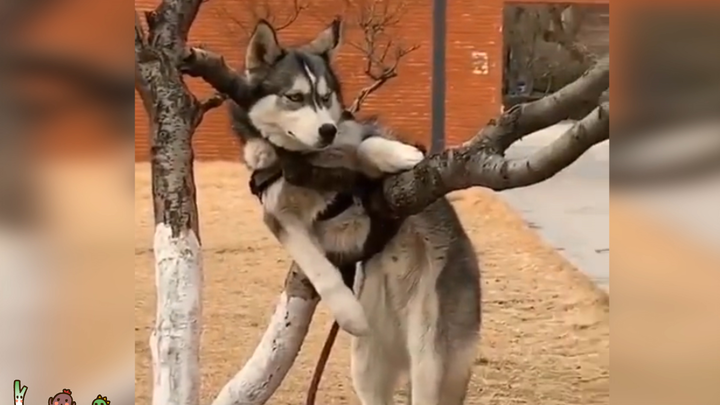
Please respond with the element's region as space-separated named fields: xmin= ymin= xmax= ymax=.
xmin=91 ymin=395 xmax=110 ymax=405
xmin=14 ymin=380 xmax=28 ymax=405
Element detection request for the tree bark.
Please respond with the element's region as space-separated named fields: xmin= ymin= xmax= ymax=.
xmin=135 ymin=2 xmax=207 ymax=404
xmin=211 ymin=265 xmax=319 ymax=405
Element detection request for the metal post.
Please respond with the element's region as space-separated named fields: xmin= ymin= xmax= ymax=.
xmin=430 ymin=0 xmax=447 ymax=153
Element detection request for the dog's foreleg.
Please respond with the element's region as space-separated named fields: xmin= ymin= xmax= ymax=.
xmin=275 ymin=219 xmax=369 ymax=336
xmin=350 ymin=272 xmax=400 ymax=405
xmin=357 ymin=137 xmax=425 ymax=174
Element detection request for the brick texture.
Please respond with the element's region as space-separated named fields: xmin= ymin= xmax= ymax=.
xmin=135 ymin=0 xmax=607 ymax=161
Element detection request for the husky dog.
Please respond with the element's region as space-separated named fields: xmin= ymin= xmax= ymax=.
xmin=235 ymin=19 xmax=481 ymax=405
xmin=235 ymin=18 xmax=426 ymax=336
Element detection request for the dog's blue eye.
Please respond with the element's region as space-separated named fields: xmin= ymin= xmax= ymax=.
xmin=285 ymin=93 xmax=303 ymax=102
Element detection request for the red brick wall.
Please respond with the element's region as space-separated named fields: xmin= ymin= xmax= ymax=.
xmin=134 ymin=0 xmax=607 ymax=161
xmin=134 ymin=0 xmax=505 ymax=160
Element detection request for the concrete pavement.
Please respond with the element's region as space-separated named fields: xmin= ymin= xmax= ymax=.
xmin=500 ymin=122 xmax=610 ymax=291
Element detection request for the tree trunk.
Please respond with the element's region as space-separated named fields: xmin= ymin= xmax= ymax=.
xmin=135 ymin=2 xmax=206 ymax=404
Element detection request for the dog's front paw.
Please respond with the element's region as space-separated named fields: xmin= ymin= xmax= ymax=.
xmin=359 ymin=138 xmax=425 ymax=174
xmin=378 ymin=143 xmax=425 ymax=173
xmin=324 ymin=285 xmax=369 ymax=336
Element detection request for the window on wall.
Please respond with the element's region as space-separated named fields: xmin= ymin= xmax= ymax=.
xmin=502 ymin=3 xmax=609 ymax=114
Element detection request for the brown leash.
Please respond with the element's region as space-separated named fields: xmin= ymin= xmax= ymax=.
xmin=306 ymin=321 xmax=341 ymax=405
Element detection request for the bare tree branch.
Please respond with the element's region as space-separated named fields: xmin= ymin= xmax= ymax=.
xmin=180 ymin=47 xmax=252 ymax=106
xmin=216 ymin=0 xmax=309 ymax=39
xmin=199 ymin=92 xmax=227 ymax=113
xmin=281 ymin=56 xmax=610 ymax=219
xmin=344 ymin=0 xmax=419 ymax=112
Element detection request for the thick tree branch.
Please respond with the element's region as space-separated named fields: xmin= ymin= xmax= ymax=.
xmin=210 ymin=266 xmax=319 ymax=405
xmin=495 ymin=55 xmax=608 ymax=148
xmin=282 ymin=57 xmax=610 ymax=219
xmin=180 ymin=47 xmax=253 ymax=107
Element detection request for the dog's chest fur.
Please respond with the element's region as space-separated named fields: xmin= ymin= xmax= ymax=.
xmin=261 ymin=178 xmax=371 ymax=256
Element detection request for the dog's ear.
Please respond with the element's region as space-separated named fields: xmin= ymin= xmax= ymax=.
xmin=246 ymin=19 xmax=283 ymax=70
xmin=304 ymin=16 xmax=342 ymax=58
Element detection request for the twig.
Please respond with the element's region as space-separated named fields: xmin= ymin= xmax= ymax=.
xmin=218 ymin=0 xmax=309 ymax=38
xmin=199 ymin=92 xmax=227 ymax=113
xmin=345 ymin=0 xmax=419 ymax=112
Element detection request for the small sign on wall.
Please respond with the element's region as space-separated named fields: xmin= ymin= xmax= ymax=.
xmin=471 ymin=51 xmax=489 ymax=75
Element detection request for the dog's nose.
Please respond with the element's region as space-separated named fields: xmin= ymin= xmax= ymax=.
xmin=318 ymin=124 xmax=337 ymax=145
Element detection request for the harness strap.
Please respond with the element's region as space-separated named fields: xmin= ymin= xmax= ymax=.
xmin=316 ymin=193 xmax=354 ymax=221
xmin=249 ymin=166 xmax=283 ymax=200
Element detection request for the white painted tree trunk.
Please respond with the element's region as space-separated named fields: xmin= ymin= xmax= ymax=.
xmin=211 ymin=290 xmax=319 ymax=405
xmin=151 ymin=223 xmax=203 ymax=405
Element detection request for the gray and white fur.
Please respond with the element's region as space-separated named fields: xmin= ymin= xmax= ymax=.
xmin=235 ymin=19 xmax=481 ymax=405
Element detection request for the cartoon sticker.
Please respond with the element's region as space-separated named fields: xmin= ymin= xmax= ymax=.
xmin=14 ymin=380 xmax=28 ymax=405
xmin=49 ymin=389 xmax=76 ymax=405
xmin=91 ymin=395 xmax=110 ymax=405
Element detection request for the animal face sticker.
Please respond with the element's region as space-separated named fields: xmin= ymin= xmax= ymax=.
xmin=91 ymin=395 xmax=110 ymax=405
xmin=49 ymin=389 xmax=75 ymax=405
xmin=13 ymin=380 xmax=27 ymax=405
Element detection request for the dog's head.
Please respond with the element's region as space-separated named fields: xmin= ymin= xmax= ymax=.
xmin=239 ymin=18 xmax=345 ymax=152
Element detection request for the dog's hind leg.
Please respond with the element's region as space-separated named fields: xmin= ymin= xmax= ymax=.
xmin=407 ymin=333 xmax=443 ymax=405
xmin=351 ymin=266 xmax=404 ymax=405
xmin=406 ymin=296 xmax=443 ymax=405
xmin=438 ymin=343 xmax=476 ymax=405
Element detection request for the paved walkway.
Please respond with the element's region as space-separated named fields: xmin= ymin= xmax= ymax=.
xmin=499 ymin=120 xmax=720 ymax=292
xmin=500 ymin=122 xmax=610 ymax=291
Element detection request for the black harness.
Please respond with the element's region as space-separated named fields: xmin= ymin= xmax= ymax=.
xmin=249 ymin=157 xmax=403 ymax=288
xmin=248 ymin=165 xmax=356 ymax=222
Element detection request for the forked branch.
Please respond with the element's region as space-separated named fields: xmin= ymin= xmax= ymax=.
xmin=219 ymin=0 xmax=310 ymax=38
xmin=344 ymin=0 xmax=419 ymax=112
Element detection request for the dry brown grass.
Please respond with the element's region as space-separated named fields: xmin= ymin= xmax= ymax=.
xmin=135 ymin=162 xmax=609 ymax=405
